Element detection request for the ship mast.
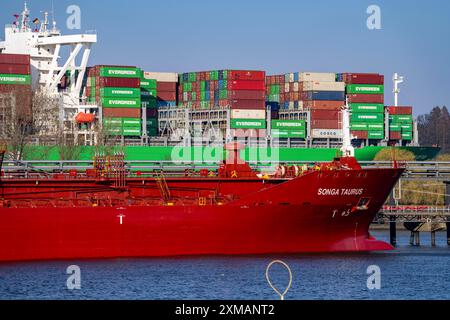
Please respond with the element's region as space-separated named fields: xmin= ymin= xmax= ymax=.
xmin=393 ymin=73 xmax=404 ymax=107
xmin=340 ymin=98 xmax=355 ymax=157
xmin=20 ymin=2 xmax=31 ymax=32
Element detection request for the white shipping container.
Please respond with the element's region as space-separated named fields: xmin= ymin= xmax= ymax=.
xmin=287 ymin=73 xmax=294 ymax=83
xmin=143 ymin=72 xmax=178 ymax=82
xmin=302 ymin=81 xmax=345 ymax=92
xmin=311 ymin=129 xmax=343 ymax=139
xmin=293 ymin=82 xmax=299 ymax=92
xmin=284 ymin=83 xmax=290 ymax=93
xmin=299 ymin=72 xmax=336 ymax=82
xmin=231 ymin=109 xmax=266 ymax=119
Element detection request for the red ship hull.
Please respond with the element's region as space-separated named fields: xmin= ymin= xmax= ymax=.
xmin=0 ymin=164 xmax=403 ymax=262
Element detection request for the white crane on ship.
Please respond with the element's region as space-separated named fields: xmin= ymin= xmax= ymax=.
xmin=0 ymin=2 xmax=98 ymax=145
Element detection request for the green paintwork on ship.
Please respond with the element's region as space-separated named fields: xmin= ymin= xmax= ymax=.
xmin=19 ymin=145 xmax=441 ymax=163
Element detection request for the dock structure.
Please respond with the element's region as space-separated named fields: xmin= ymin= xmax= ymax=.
xmin=378 ymin=202 xmax=450 ymax=247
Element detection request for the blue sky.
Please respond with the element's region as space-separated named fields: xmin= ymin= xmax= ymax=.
xmin=1 ymin=0 xmax=449 ymax=115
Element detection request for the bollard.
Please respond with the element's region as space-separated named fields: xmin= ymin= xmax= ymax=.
xmin=389 ymin=216 xmax=397 ymax=246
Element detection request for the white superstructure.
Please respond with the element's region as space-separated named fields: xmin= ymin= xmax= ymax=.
xmin=0 ymin=2 xmax=98 ymax=145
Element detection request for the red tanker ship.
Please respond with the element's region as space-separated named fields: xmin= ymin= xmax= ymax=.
xmin=0 ymin=143 xmax=403 ymax=262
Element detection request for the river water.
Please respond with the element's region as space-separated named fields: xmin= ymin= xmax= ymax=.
xmin=0 ymin=230 xmax=449 ymax=300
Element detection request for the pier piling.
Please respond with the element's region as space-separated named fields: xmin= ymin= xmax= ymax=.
xmin=446 ymin=182 xmax=450 ymax=246
xmin=414 ymin=232 xmax=421 ymax=246
xmin=389 ymin=216 xmax=397 ymax=246
xmin=431 ymin=231 xmax=436 ymax=247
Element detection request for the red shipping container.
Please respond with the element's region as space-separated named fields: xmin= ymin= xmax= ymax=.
xmin=231 ymin=129 xmax=266 ymax=138
xmin=386 ymin=106 xmax=413 ymax=115
xmin=346 ymin=94 xmax=384 ymax=104
xmin=304 ymin=100 xmax=344 ymax=110
xmin=158 ymin=92 xmax=177 ymax=101
xmin=311 ymin=109 xmax=340 ymax=121
xmin=0 ymin=84 xmax=32 ymax=93
xmin=389 ymin=132 xmax=402 ymax=140
xmin=157 ymin=82 xmax=177 ymax=92
xmin=351 ymin=131 xmax=369 ymax=139
xmin=229 ymin=99 xmax=265 ymax=109
xmin=97 ymin=77 xmax=140 ymax=88
xmin=228 ymin=90 xmax=265 ymax=100
xmin=228 ymin=70 xmax=265 ymax=81
xmin=342 ymin=73 xmax=384 ymax=85
xmin=0 ymin=64 xmax=30 ymax=75
xmin=103 ymin=108 xmax=141 ymax=118
xmin=0 ymin=53 xmax=30 ymax=65
xmin=311 ymin=120 xmax=340 ymax=129
xmin=228 ymin=80 xmax=265 ymax=91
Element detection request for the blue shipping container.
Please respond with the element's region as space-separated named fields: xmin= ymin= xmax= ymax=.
xmin=304 ymin=91 xmax=345 ymax=101
xmin=157 ymin=100 xmax=177 ymax=107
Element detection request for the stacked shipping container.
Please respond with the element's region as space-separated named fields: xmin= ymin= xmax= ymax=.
xmin=139 ymin=73 xmax=158 ymax=137
xmin=266 ymin=72 xmax=345 ymax=139
xmin=178 ymin=70 xmax=266 ymax=137
xmin=386 ymin=106 xmax=414 ymax=141
xmin=86 ymin=66 xmax=142 ymax=136
xmin=0 ymin=53 xmax=32 ymax=118
xmin=338 ymin=73 xmax=385 ymax=140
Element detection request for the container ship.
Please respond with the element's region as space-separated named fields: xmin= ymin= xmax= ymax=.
xmin=0 ymin=3 xmax=440 ymax=164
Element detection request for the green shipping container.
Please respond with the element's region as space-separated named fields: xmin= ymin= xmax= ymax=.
xmin=0 ymin=74 xmax=31 ymax=85
xmin=231 ymin=119 xmax=266 ymax=129
xmin=400 ymin=123 xmax=413 ymax=131
xmin=103 ymin=118 xmax=122 ymax=127
xmin=271 ymin=120 xmax=306 ymax=131
xmin=100 ymin=87 xmax=140 ymax=98
xmin=389 ymin=115 xmax=413 ymax=123
xmin=368 ymin=131 xmax=385 ymax=139
xmin=122 ymin=118 xmax=142 ymax=127
xmin=389 ymin=124 xmax=402 ymax=132
xmin=271 ymin=130 xmax=306 ymax=138
xmin=101 ymin=98 xmax=141 ymax=108
xmin=401 ymin=132 xmax=413 ymax=140
xmin=140 ymin=79 xmax=157 ymax=89
xmin=346 ymin=84 xmax=384 ymax=95
xmin=350 ymin=123 xmax=368 ymax=130
xmin=270 ymin=85 xmax=280 ymax=95
xmin=367 ymin=123 xmax=384 ymax=130
xmin=351 ymin=113 xmax=384 ymax=123
xmin=141 ymin=89 xmax=157 ymax=98
xmin=99 ymin=67 xmax=140 ymax=78
xmin=219 ymin=90 xmax=228 ymax=99
xmin=350 ymin=103 xmax=384 ymax=113
xmin=122 ymin=128 xmax=141 ymax=136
